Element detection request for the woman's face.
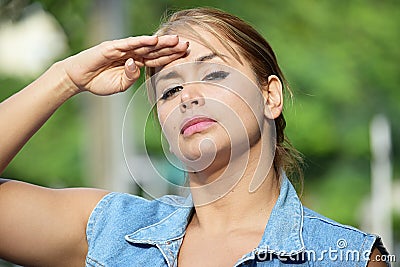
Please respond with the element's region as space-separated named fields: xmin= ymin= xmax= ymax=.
xmin=153 ymin=28 xmax=270 ymax=171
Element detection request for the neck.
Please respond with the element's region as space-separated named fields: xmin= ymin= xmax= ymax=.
xmin=187 ymin=134 xmax=280 ymax=233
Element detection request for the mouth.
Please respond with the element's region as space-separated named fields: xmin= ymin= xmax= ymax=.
xmin=180 ymin=116 xmax=217 ymax=137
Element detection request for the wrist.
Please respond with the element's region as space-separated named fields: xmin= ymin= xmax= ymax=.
xmin=49 ymin=61 xmax=82 ymax=99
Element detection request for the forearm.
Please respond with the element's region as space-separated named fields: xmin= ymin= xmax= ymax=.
xmin=0 ymin=62 xmax=78 ymax=174
xmin=0 ymin=35 xmax=188 ymax=175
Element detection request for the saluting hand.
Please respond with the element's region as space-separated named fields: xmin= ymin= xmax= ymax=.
xmin=61 ymin=35 xmax=188 ymax=96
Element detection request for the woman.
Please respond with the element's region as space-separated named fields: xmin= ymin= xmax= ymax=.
xmin=0 ymin=7 xmax=390 ymax=267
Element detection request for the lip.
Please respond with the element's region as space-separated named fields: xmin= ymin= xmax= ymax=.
xmin=180 ymin=116 xmax=217 ymax=137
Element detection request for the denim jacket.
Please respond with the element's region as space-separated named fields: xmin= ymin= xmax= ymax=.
xmin=85 ymin=177 xmax=390 ymax=266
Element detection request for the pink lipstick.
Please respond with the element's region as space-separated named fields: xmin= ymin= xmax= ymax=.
xmin=181 ymin=117 xmax=216 ymax=137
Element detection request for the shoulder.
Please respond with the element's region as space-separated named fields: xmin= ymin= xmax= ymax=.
xmin=302 ymin=206 xmax=377 ymax=247
xmin=85 ymin=192 xmax=188 ymax=265
xmin=301 ymin=206 xmax=387 ymax=265
xmin=87 ymin=192 xmax=186 ymax=221
xmin=302 ymin=206 xmax=368 ymax=234
xmin=86 ymin=192 xmax=186 ymax=237
xmin=89 ymin=191 xmax=186 ymax=212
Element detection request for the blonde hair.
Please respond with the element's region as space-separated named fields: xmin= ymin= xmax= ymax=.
xmin=146 ymin=7 xmax=303 ymax=185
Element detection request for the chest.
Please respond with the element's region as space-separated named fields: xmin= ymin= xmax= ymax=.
xmin=177 ymin=228 xmax=262 ymax=267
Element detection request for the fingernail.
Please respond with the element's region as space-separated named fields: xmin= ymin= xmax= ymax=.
xmin=127 ymin=58 xmax=136 ymax=71
xmin=179 ymin=41 xmax=189 ymax=47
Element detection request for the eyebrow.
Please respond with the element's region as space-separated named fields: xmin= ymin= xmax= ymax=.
xmin=154 ymin=53 xmax=226 ymax=86
xmin=195 ymin=53 xmax=218 ymax=62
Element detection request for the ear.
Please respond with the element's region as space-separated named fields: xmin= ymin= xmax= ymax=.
xmin=261 ymin=75 xmax=283 ymax=119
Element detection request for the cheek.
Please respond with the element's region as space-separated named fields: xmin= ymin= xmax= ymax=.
xmin=157 ymin=103 xmax=180 ymax=141
xmin=156 ymin=105 xmax=167 ymax=126
xmin=157 ymin=102 xmax=176 ymax=128
xmin=219 ymin=69 xmax=265 ymax=126
xmin=225 ymin=91 xmax=264 ymax=125
xmin=220 ymin=91 xmax=265 ymax=146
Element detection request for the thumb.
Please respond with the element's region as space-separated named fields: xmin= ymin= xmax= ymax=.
xmin=122 ymin=58 xmax=140 ymax=89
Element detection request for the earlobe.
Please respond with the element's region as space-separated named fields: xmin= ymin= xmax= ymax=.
xmin=263 ymin=75 xmax=283 ymax=119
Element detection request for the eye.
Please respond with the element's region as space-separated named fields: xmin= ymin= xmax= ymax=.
xmin=160 ymin=85 xmax=183 ymax=100
xmin=202 ymin=70 xmax=230 ymax=81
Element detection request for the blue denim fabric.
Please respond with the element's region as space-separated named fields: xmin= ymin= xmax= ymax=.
xmin=86 ymin=177 xmax=390 ymax=266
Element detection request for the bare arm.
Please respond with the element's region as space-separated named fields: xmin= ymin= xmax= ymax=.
xmin=0 ymin=35 xmax=188 ymax=266
xmin=0 ymin=35 xmax=188 ymax=173
xmin=0 ymin=62 xmax=77 ymax=173
xmin=0 ymin=180 xmax=108 ymax=266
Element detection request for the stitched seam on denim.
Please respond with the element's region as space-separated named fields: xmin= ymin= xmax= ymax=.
xmin=299 ymin=202 xmax=306 ymax=249
xmin=85 ymin=192 xmax=117 ymax=263
xmin=86 ymin=192 xmax=116 ymax=244
xmin=359 ymin=235 xmax=381 ymax=267
xmin=156 ymin=194 xmax=187 ymax=206
xmin=303 ymin=215 xmax=368 ymax=235
xmin=126 ymin=207 xmax=187 ymax=242
xmin=155 ymin=244 xmax=172 ymax=267
xmin=86 ymin=256 xmax=105 ymax=267
xmin=359 ymin=236 xmax=368 ymax=267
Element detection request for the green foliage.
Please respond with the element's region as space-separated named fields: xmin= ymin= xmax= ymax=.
xmin=303 ymin=162 xmax=370 ymax=226
xmin=1 ymin=84 xmax=86 ymax=187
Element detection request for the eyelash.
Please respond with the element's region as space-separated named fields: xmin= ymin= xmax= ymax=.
xmin=159 ymin=71 xmax=230 ymax=100
xmin=160 ymin=85 xmax=183 ymax=100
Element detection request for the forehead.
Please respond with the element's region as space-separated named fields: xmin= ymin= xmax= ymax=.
xmin=147 ymin=26 xmax=259 ymax=102
xmin=156 ymin=27 xmax=241 ymax=72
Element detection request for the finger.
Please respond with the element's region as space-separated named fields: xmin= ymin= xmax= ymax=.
xmin=97 ymin=35 xmax=182 ymax=61
xmin=143 ymin=51 xmax=188 ymax=67
xmin=152 ymin=35 xmax=181 ymax=47
xmin=97 ymin=35 xmax=159 ymax=60
xmin=130 ymin=35 xmax=183 ymax=55
xmin=123 ymin=58 xmax=140 ymax=84
xmin=141 ymin=41 xmax=189 ymax=59
xmin=113 ymin=35 xmax=180 ymax=52
xmin=108 ymin=35 xmax=158 ymax=51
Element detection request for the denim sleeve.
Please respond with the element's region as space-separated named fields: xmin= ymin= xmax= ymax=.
xmin=85 ymin=192 xmax=117 ymax=267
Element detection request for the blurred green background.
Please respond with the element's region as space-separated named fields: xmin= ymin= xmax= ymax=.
xmin=0 ymin=0 xmax=399 ymax=264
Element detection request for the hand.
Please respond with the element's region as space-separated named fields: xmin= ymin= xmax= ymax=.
xmin=61 ymin=35 xmax=188 ymax=96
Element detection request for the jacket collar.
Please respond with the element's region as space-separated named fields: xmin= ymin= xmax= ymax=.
xmin=126 ymin=175 xmax=305 ymax=256
xmin=256 ymin=176 xmax=305 ymax=254
xmin=125 ymin=195 xmax=193 ymax=244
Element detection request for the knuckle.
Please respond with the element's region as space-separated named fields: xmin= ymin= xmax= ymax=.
xmin=99 ymin=40 xmax=112 ymax=48
xmin=144 ymin=58 xmax=159 ymax=67
xmin=101 ymin=40 xmax=117 ymax=51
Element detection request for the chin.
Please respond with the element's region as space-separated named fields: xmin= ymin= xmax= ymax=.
xmin=175 ymin=134 xmax=231 ymax=171
xmin=179 ymin=139 xmax=216 ymax=160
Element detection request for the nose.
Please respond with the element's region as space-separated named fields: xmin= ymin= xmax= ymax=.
xmin=180 ymin=85 xmax=205 ymax=112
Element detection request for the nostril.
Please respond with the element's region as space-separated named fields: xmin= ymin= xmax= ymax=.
xmin=192 ymin=100 xmax=199 ymax=105
xmin=182 ymin=103 xmax=187 ymax=109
